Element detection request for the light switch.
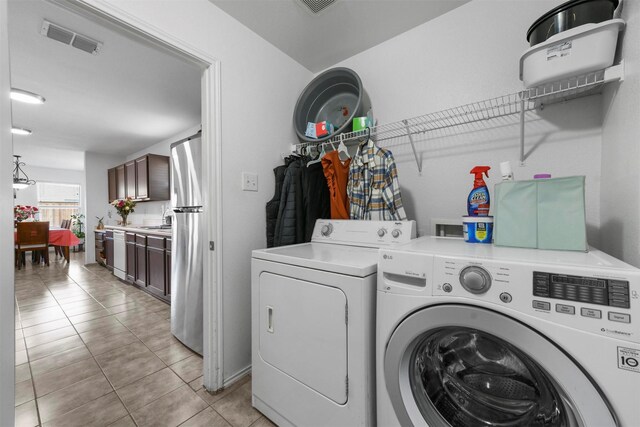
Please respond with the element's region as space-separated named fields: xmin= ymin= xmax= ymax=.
xmin=242 ymin=172 xmax=258 ymax=191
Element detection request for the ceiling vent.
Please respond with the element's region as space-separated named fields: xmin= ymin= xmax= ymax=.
xmin=296 ymin=0 xmax=337 ymax=15
xmin=40 ymin=21 xmax=103 ymax=55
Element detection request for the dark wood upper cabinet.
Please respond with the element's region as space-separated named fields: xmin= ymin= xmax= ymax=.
xmin=145 ymin=154 xmax=170 ymax=201
xmin=108 ymin=168 xmax=117 ymax=203
xmin=116 ymin=165 xmax=126 ymax=200
xmin=135 ymin=156 xmax=149 ymax=200
xmin=108 ymin=154 xmax=169 ymax=203
xmin=125 ymin=161 xmax=136 ymax=199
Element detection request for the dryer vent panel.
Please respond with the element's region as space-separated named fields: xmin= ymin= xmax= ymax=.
xmin=40 ymin=21 xmax=103 ymax=55
xmin=296 ymin=0 xmax=337 ymax=15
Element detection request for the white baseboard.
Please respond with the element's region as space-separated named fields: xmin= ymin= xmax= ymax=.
xmin=223 ymin=365 xmax=251 ymax=388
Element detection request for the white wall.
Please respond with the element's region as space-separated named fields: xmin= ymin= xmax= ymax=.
xmin=13 ymin=166 xmax=84 ymax=208
xmin=125 ymin=124 xmax=201 ymax=225
xmin=84 ymin=152 xmax=126 ymax=264
xmin=327 ymin=0 xmax=604 ymax=246
xmin=0 ymin=1 xmax=15 ymax=423
xmin=601 ymin=0 xmax=640 ymax=267
xmin=84 ymin=0 xmax=313 ymax=382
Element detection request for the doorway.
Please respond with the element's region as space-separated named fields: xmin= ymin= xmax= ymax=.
xmin=1 ymin=0 xmax=222 ymax=424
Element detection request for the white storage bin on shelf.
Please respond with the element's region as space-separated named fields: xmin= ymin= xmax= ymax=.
xmin=520 ymin=19 xmax=624 ymax=88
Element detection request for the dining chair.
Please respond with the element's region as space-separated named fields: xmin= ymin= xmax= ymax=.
xmin=54 ymin=219 xmax=71 ymax=257
xmin=16 ymin=221 xmax=50 ymax=270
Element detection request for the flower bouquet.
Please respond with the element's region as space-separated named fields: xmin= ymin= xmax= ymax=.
xmin=14 ymin=205 xmax=39 ymax=222
xmin=111 ymin=197 xmax=136 ymax=226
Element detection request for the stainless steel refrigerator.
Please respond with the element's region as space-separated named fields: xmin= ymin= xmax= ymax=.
xmin=170 ymin=135 xmax=203 ymax=355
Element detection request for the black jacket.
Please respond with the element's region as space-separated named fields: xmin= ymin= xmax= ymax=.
xmin=265 ymin=165 xmax=287 ymax=248
xmin=274 ymin=159 xmax=304 ymax=247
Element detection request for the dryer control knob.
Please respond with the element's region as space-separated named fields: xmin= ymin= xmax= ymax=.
xmin=459 ymin=266 xmax=492 ymax=294
xmin=391 ymin=229 xmax=401 ymax=238
xmin=321 ymin=223 xmax=333 ymax=237
xmin=378 ymin=228 xmax=387 ymax=237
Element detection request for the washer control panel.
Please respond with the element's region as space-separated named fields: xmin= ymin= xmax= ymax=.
xmin=533 ymin=271 xmax=630 ymax=308
xmin=312 ymin=219 xmax=416 ymax=247
xmin=378 ymin=238 xmax=639 ymax=344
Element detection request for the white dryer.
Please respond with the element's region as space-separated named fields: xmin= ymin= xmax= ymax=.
xmin=252 ymin=219 xmax=416 ymax=427
xmin=377 ymin=237 xmax=640 ymax=427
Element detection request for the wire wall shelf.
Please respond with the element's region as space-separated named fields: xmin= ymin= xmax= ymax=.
xmin=292 ymin=63 xmax=624 ymax=171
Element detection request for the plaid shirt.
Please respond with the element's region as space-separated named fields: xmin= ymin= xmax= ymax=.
xmin=347 ymin=139 xmax=407 ymax=220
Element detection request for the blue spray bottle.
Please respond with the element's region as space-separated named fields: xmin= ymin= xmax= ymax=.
xmin=468 ymin=166 xmax=491 ymax=216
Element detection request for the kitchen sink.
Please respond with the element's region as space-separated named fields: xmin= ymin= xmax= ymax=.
xmin=141 ymin=225 xmax=172 ymax=230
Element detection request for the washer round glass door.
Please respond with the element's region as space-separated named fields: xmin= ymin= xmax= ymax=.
xmin=384 ymin=305 xmax=617 ymax=427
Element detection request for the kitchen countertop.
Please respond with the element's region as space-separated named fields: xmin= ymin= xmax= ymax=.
xmin=105 ymin=225 xmax=172 ymax=237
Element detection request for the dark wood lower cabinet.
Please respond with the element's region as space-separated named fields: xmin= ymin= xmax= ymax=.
xmin=135 ymin=235 xmax=147 ymax=287
xmin=146 ymin=235 xmax=165 ymax=299
xmin=95 ymin=231 xmax=105 ymax=265
xmin=113 ymin=231 xmax=171 ymax=303
xmin=105 ymin=231 xmax=114 ymax=271
xmin=125 ymin=233 xmax=136 ymax=283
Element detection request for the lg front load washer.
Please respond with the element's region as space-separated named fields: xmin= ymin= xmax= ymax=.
xmin=252 ymin=219 xmax=415 ymax=427
xmin=377 ymin=237 xmax=639 ymax=427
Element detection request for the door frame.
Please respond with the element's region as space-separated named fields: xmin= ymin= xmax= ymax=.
xmin=0 ymin=1 xmax=16 ymax=425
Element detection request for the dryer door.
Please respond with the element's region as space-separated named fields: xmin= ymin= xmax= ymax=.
xmin=259 ymin=272 xmax=348 ymax=404
xmin=384 ymin=305 xmax=617 ymax=427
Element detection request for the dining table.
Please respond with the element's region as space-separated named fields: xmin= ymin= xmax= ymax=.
xmin=14 ymin=226 xmax=81 ymax=263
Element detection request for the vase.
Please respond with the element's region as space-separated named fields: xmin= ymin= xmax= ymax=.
xmin=120 ymin=214 xmax=128 ymax=226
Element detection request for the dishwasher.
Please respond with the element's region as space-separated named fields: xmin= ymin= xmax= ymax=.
xmin=113 ymin=230 xmax=126 ymax=280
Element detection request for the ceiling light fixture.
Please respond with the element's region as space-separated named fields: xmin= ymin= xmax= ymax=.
xmin=11 ymin=127 xmax=32 ymax=136
xmin=13 ymin=155 xmax=36 ymax=189
xmin=10 ymin=88 xmax=46 ymax=104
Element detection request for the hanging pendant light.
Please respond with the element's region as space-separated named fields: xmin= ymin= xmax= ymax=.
xmin=13 ymin=155 xmax=35 ymax=189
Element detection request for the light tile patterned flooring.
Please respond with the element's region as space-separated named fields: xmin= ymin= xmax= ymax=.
xmin=14 ymin=252 xmax=273 ymax=427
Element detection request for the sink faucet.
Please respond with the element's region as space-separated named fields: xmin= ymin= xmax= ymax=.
xmin=161 ymin=206 xmax=172 ymax=226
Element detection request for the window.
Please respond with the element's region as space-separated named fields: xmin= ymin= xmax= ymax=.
xmin=37 ymin=183 xmax=81 ymax=226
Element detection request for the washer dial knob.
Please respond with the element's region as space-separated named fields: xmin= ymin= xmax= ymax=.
xmin=391 ymin=229 xmax=401 ymax=238
xmin=459 ymin=266 xmax=492 ymax=294
xmin=378 ymin=228 xmax=387 ymax=237
xmin=321 ymin=223 xmax=333 ymax=237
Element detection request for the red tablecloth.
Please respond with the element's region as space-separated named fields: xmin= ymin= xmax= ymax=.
xmin=49 ymin=228 xmax=81 ymax=246
xmin=14 ymin=227 xmax=81 ymax=246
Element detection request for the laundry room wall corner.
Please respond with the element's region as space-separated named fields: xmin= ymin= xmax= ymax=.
xmin=325 ymin=0 xmax=603 ymax=243
xmin=601 ymin=0 xmax=640 ymax=267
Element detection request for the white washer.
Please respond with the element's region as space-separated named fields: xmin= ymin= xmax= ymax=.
xmin=377 ymin=237 xmax=640 ymax=427
xmin=252 ymin=219 xmax=416 ymax=427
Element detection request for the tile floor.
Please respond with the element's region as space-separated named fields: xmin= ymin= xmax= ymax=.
xmin=14 ymin=251 xmax=273 ymax=427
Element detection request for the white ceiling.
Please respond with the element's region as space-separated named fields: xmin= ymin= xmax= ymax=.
xmin=209 ymin=0 xmax=470 ymax=72
xmin=8 ymin=0 xmax=202 ymax=167
xmin=8 ymin=0 xmax=468 ymax=170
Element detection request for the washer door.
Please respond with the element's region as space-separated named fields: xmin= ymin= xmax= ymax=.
xmin=384 ymin=305 xmax=617 ymax=427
